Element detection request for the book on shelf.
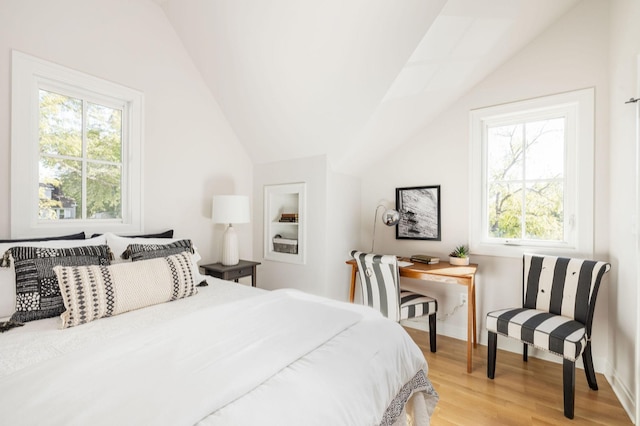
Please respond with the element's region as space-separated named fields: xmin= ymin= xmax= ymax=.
xmin=279 ymin=213 xmax=299 ymax=223
xmin=410 ymin=254 xmax=439 ymax=264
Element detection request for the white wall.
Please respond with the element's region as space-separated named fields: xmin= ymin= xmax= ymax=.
xmin=253 ymin=155 xmax=360 ymax=300
xmin=360 ymin=0 xmax=612 ymax=368
xmin=254 ymin=156 xmax=328 ymax=294
xmin=326 ymin=168 xmax=361 ymax=301
xmin=609 ymin=0 xmax=640 ymax=419
xmin=0 ymin=0 xmax=253 ymax=262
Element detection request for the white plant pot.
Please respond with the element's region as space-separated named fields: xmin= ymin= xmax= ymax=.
xmin=449 ymin=256 xmax=470 ymax=266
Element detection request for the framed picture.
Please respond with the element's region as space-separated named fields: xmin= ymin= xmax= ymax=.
xmin=395 ymin=185 xmax=441 ymax=241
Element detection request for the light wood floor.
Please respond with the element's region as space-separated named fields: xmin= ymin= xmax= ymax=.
xmin=404 ymin=327 xmax=633 ymax=425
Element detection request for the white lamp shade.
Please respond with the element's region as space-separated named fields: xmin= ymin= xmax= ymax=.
xmin=212 ymin=195 xmax=250 ymax=224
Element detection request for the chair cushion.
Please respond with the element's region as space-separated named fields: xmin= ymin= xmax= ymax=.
xmin=487 ymin=308 xmax=587 ymax=361
xmin=399 ymin=290 xmax=437 ymax=321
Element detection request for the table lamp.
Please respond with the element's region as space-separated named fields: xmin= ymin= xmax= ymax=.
xmin=212 ymin=195 xmax=250 ymax=265
xmin=371 ymin=204 xmax=400 ymax=252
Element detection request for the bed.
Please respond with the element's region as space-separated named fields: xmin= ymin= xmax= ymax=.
xmin=0 ymin=233 xmax=438 ymax=425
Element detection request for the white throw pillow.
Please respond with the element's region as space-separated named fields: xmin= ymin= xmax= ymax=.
xmin=0 ymin=235 xmax=108 ymax=320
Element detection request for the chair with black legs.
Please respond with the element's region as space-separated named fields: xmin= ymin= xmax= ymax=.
xmin=486 ymin=253 xmax=610 ymax=419
xmin=350 ymin=251 xmax=438 ymax=352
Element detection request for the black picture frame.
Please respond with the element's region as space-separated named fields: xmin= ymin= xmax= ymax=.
xmin=395 ymin=185 xmax=441 ymax=241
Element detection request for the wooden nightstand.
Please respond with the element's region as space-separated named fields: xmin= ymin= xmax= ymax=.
xmin=200 ymin=260 xmax=261 ymax=287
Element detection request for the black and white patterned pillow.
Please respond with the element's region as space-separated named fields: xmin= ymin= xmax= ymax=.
xmin=121 ymin=239 xmax=194 ymax=262
xmin=54 ymin=251 xmax=197 ymax=328
xmin=7 ymin=245 xmax=112 ymax=323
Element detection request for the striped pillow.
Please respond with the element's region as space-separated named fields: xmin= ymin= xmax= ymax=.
xmin=54 ymin=252 xmax=198 ymax=329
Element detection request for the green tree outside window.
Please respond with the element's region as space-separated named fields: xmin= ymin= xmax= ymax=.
xmin=38 ymin=89 xmax=123 ymax=221
xmin=486 ymin=118 xmax=564 ymax=242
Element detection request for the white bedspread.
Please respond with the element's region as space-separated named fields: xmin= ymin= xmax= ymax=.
xmin=0 ymin=278 xmax=437 ymax=425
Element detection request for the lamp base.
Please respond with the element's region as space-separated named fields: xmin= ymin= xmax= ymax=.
xmin=221 ymin=224 xmax=239 ymax=266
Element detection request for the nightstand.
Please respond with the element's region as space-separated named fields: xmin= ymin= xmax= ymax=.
xmin=200 ymin=260 xmax=261 ymax=287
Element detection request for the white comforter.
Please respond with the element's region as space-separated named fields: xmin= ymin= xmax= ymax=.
xmin=0 ymin=278 xmax=437 ymax=425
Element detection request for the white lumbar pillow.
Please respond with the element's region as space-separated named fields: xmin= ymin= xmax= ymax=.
xmin=54 ymin=252 xmax=198 ymax=329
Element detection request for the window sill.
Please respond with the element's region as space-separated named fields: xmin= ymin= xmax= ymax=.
xmin=470 ymin=241 xmax=593 ymax=259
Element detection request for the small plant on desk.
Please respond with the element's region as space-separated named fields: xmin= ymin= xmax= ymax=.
xmin=449 ymin=245 xmax=470 ymax=266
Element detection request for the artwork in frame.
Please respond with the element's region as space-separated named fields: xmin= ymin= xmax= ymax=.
xmin=395 ymin=185 xmax=441 ymax=241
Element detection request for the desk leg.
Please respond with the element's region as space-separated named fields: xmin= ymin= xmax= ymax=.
xmin=467 ymin=282 xmax=473 ymax=373
xmin=349 ymin=265 xmax=357 ymax=303
xmin=251 ymin=267 xmax=257 ymax=287
xmin=471 ymin=275 xmax=477 ymax=347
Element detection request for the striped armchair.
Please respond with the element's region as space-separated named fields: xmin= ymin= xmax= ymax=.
xmin=350 ymin=251 xmax=438 ymax=352
xmin=486 ymin=254 xmax=610 ymax=419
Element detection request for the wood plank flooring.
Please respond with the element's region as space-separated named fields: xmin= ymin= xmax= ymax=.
xmin=404 ymin=327 xmax=633 ymax=425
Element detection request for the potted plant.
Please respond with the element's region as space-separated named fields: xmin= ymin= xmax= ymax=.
xmin=449 ymin=245 xmax=470 ymax=266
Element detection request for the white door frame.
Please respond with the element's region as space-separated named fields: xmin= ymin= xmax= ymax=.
xmin=635 ymin=54 xmax=640 ymax=426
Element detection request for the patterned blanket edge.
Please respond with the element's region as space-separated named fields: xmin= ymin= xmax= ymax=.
xmin=379 ymin=369 xmax=439 ymax=426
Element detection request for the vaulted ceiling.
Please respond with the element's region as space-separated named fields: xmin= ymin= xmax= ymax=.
xmin=155 ymin=0 xmax=580 ymax=175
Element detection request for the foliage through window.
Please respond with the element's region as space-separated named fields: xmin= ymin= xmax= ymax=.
xmin=38 ymin=89 xmax=124 ymax=221
xmin=487 ymin=117 xmax=565 ymax=242
xmin=470 ymin=89 xmax=594 ymax=257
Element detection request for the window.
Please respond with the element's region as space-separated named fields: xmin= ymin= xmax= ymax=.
xmin=469 ymin=89 xmax=594 ymax=258
xmin=11 ymin=51 xmax=143 ymax=237
xmin=38 ymin=88 xmax=124 ymax=221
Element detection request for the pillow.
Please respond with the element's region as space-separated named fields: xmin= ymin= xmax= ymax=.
xmin=54 ymin=252 xmax=197 ymax=328
xmin=121 ymin=239 xmax=194 ymax=262
xmin=0 ymin=235 xmax=108 ymax=320
xmin=0 ymin=232 xmax=86 ymax=243
xmin=4 ymin=244 xmax=111 ymax=323
xmin=104 ymin=233 xmax=190 ymax=264
xmin=90 ymin=230 xmax=173 ymax=239
xmin=104 ymin=233 xmax=206 ymax=284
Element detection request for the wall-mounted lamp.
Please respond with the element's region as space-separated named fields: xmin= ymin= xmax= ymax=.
xmin=371 ymin=204 xmax=399 ymax=252
xmin=212 ymin=195 xmax=250 ymax=266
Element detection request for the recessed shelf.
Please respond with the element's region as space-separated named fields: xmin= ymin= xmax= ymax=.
xmin=263 ymin=182 xmax=306 ymax=264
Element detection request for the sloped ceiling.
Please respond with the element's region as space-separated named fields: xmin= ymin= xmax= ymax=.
xmin=156 ymin=0 xmax=579 ymax=175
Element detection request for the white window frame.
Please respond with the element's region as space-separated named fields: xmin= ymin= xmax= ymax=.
xmin=11 ymin=50 xmax=144 ymax=238
xmin=469 ymin=88 xmax=594 ymax=258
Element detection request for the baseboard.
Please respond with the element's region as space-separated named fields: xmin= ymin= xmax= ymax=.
xmin=401 ymin=317 xmax=468 ymax=341
xmin=605 ymin=362 xmax=637 ymax=424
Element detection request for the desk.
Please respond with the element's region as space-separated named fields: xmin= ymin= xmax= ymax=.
xmin=346 ymin=258 xmax=478 ymax=373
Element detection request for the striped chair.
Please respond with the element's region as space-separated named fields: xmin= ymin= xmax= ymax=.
xmin=486 ymin=254 xmax=610 ymax=419
xmin=350 ymin=251 xmax=438 ymax=352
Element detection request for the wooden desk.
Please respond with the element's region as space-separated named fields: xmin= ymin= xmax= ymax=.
xmin=346 ymin=258 xmax=478 ymax=373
